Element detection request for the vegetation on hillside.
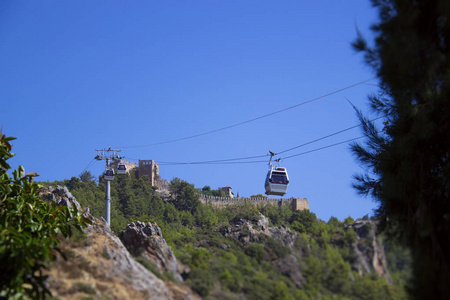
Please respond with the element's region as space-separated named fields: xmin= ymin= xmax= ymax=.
xmin=201 ymin=185 xmax=229 ymax=197
xmin=42 ymin=171 xmax=410 ymax=299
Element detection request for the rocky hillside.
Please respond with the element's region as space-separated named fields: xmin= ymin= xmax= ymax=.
xmin=42 ymin=186 xmax=199 ymax=300
xmin=40 ymin=181 xmax=409 ymax=299
xmin=221 ymin=213 xmax=393 ymax=286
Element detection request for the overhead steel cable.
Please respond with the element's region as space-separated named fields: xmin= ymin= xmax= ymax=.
xmin=276 ymin=115 xmax=385 ymax=155
xmin=159 ymin=159 xmax=268 ymax=166
xmin=81 ymin=158 xmax=97 ymax=174
xmin=115 ymin=156 xmax=265 ymax=164
xmin=155 ymin=115 xmax=383 ymax=165
xmin=280 ymin=136 xmax=367 ymax=160
xmin=158 ymin=154 xmax=268 ymax=165
xmin=115 ymin=77 xmax=376 ymax=149
xmin=158 ymin=136 xmax=367 ymax=165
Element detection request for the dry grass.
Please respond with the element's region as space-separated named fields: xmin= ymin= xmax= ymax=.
xmin=46 ymin=225 xmax=149 ymax=299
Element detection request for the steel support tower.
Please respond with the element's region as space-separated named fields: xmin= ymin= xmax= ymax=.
xmin=95 ymin=147 xmax=122 ymax=226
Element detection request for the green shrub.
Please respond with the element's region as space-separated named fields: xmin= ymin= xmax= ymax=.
xmin=135 ymin=257 xmax=165 ymax=281
xmin=219 ymin=269 xmax=241 ymax=292
xmin=0 ymin=133 xmax=91 ymax=299
xmin=188 ymin=269 xmax=214 ymax=297
xmin=223 ymin=252 xmax=238 ymax=264
xmin=265 ymin=237 xmax=290 ymax=259
xmin=189 ymin=247 xmax=211 ymax=269
xmin=289 ymin=210 xmax=318 ymax=235
xmin=272 ymin=281 xmax=295 ymax=300
xmin=72 ymin=282 xmax=96 ymax=295
xmin=194 ymin=205 xmax=219 ymax=229
xmin=102 ymin=247 xmax=111 ymax=259
xmin=343 ymin=228 xmax=357 ymax=247
xmin=246 ymin=243 xmax=265 ymax=263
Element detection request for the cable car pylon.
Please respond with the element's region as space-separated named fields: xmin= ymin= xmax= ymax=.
xmin=95 ymin=146 xmax=124 ymax=226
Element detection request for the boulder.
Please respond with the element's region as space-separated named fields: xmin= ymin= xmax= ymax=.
xmin=40 ymin=185 xmax=81 ymax=210
xmin=120 ymin=221 xmax=182 ymax=282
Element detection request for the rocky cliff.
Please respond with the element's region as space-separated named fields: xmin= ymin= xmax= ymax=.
xmin=221 ymin=213 xmax=392 ymax=286
xmin=349 ymin=219 xmax=392 ymax=283
xmin=42 ymin=186 xmax=199 ymax=300
xmin=221 ymin=213 xmax=306 ymax=287
xmin=119 ymin=221 xmax=184 ymax=282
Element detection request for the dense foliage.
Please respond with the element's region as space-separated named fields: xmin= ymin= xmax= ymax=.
xmin=201 ymin=185 xmax=228 ymax=197
xmin=44 ymin=172 xmax=410 ymax=299
xmin=352 ymin=0 xmax=450 ymax=297
xmin=0 ymin=133 xmax=90 ymax=299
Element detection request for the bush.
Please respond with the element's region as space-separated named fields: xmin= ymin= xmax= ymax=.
xmin=289 ymin=210 xmax=319 ymax=235
xmin=246 ymin=243 xmax=265 ymax=263
xmin=135 ymin=257 xmax=165 ymax=281
xmin=229 ymin=202 xmax=260 ymax=223
xmin=194 ymin=205 xmax=218 ymax=229
xmin=265 ymin=237 xmax=290 ymax=260
xmin=188 ymin=268 xmax=214 ymax=297
xmin=219 ymin=269 xmax=241 ymax=292
xmin=0 ymin=133 xmax=90 ymax=299
xmin=189 ymin=247 xmax=211 ymax=269
xmin=72 ymin=282 xmax=96 ymax=295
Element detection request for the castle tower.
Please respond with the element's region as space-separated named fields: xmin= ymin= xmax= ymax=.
xmin=291 ymin=198 xmax=309 ymax=211
xmin=137 ymin=160 xmax=159 ymax=186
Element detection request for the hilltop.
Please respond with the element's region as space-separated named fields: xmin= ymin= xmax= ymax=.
xmin=36 ymin=172 xmax=411 ymax=299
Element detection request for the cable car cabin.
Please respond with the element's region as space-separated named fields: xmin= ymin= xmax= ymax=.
xmin=103 ymin=169 xmax=115 ymax=181
xmin=265 ymin=167 xmax=289 ymax=196
xmin=117 ymin=163 xmax=127 ymax=175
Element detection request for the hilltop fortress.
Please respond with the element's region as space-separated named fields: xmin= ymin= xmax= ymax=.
xmin=118 ymin=160 xmax=309 ymax=211
xmin=113 ymin=159 xmax=160 ymax=186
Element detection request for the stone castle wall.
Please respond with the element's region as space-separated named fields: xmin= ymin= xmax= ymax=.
xmin=200 ymin=195 xmax=309 ymax=211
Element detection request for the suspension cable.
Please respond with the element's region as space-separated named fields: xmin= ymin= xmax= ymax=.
xmin=115 ymin=78 xmax=376 ymax=149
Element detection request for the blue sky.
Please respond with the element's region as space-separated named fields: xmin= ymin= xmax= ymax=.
xmin=1 ymin=1 xmax=381 ymax=221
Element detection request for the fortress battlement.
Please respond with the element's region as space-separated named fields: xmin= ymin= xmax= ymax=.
xmin=200 ymin=195 xmax=309 ymax=211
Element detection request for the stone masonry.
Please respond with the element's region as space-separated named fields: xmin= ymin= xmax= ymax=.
xmin=200 ymin=195 xmax=309 ymax=211
xmin=137 ymin=160 xmax=159 ymax=186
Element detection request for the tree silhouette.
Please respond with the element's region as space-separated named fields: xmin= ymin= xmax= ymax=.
xmin=352 ymin=0 xmax=450 ymax=298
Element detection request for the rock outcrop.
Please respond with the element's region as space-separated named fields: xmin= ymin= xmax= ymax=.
xmin=222 ymin=213 xmax=298 ymax=247
xmin=348 ymin=219 xmax=393 ymax=284
xmin=45 ymin=215 xmax=174 ymax=300
xmin=119 ymin=221 xmax=183 ymax=282
xmin=40 ymin=187 xmax=199 ymax=300
xmin=221 ymin=213 xmax=305 ymax=287
xmin=220 ymin=213 xmax=393 ymax=288
xmin=40 ymin=185 xmax=81 ymax=210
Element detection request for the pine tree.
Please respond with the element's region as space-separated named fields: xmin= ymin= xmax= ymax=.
xmin=352 ymin=0 xmax=450 ymax=298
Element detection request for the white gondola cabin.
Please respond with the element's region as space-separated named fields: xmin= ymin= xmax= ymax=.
xmin=103 ymin=168 xmax=115 ymax=181
xmin=117 ymin=162 xmax=127 ymax=175
xmin=265 ymin=166 xmax=289 ymax=196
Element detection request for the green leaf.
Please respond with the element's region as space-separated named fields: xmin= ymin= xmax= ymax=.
xmin=17 ymin=165 xmax=25 ymax=178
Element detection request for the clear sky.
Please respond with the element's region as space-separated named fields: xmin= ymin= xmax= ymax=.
xmin=1 ymin=1 xmax=382 ymax=221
